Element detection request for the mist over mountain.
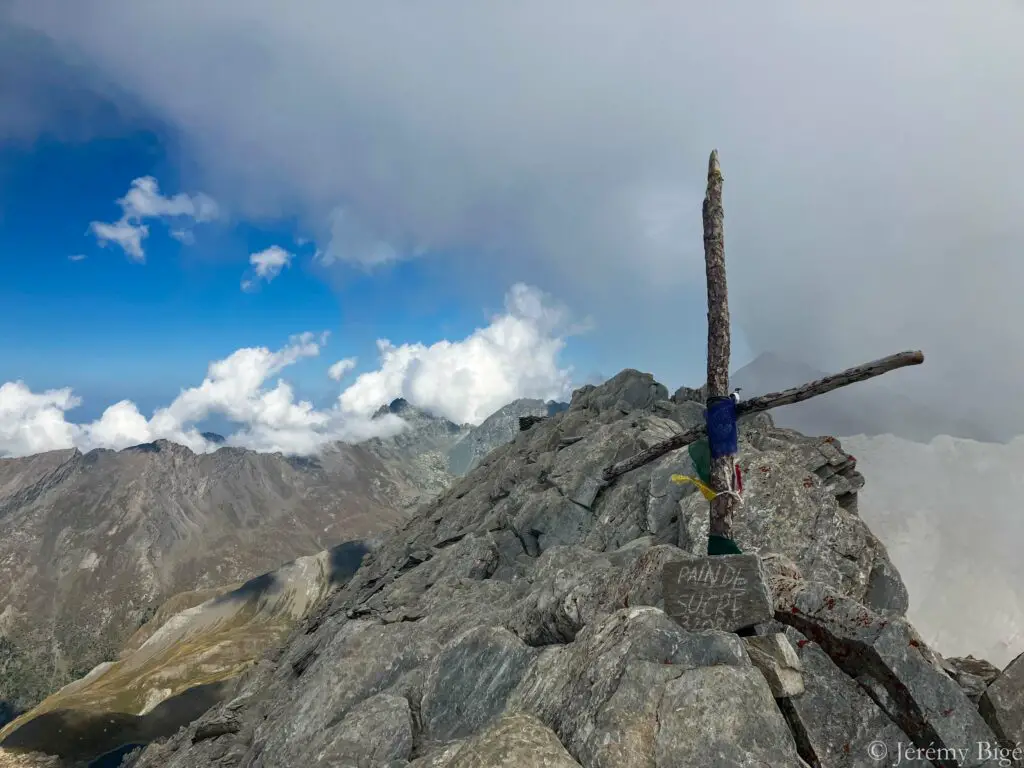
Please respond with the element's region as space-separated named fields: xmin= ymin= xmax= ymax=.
xmin=843 ymin=432 xmax=1024 ymax=668
xmin=446 ymin=399 xmax=568 ymax=476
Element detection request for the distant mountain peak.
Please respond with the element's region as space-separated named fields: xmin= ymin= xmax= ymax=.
xmin=372 ymin=397 xmax=433 ymax=421
xmin=734 ymin=351 xmax=827 ymax=387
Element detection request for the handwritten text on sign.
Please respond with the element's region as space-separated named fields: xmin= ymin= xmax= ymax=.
xmin=663 ymin=554 xmax=773 ymax=632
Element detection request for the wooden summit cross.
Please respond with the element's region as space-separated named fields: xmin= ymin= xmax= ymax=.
xmin=591 ymin=150 xmax=924 ymax=554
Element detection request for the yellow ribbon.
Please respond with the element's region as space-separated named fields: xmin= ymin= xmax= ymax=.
xmin=670 ymin=474 xmax=719 ymax=501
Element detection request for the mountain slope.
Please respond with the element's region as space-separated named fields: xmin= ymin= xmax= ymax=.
xmin=0 ymin=397 xmax=570 ymax=727
xmin=0 ymin=540 xmax=372 ymax=763
xmin=0 ymin=439 xmax=410 ymax=719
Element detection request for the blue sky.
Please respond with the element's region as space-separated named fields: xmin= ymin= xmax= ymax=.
xmin=1 ymin=126 xmax=618 ymax=428
xmin=0 ymin=102 xmax=735 ymax=443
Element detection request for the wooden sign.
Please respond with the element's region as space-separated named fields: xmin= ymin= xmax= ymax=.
xmin=663 ymin=554 xmax=773 ymax=632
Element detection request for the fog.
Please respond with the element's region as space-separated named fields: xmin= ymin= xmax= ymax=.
xmin=844 ymin=433 xmax=1024 ymax=667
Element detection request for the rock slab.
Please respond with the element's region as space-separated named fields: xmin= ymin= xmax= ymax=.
xmin=663 ymin=554 xmax=773 ymax=632
xmin=980 ymin=652 xmax=1024 ymax=757
xmin=744 ymin=632 xmax=805 ymax=697
xmin=778 ymin=581 xmax=1002 ymax=768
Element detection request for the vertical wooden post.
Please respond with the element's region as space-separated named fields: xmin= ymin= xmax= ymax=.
xmin=702 ymin=149 xmax=737 ymax=540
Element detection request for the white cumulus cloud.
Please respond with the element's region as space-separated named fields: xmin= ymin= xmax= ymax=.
xmin=0 ymin=284 xmax=574 ymax=456
xmin=327 ymin=357 xmax=357 ymax=382
xmin=242 ymin=245 xmax=294 ymax=290
xmin=90 ymin=219 xmax=149 ymax=262
xmin=339 ymin=283 xmax=574 ymax=424
xmin=0 ymin=382 xmax=79 ymax=457
xmin=89 ymin=176 xmax=219 ymax=262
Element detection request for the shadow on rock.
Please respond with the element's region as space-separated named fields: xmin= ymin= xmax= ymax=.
xmin=0 ymin=700 xmax=18 ymax=730
xmin=0 ymin=680 xmax=231 ymax=762
xmin=329 ymin=539 xmax=372 ymax=585
xmin=212 ymin=570 xmax=278 ymax=605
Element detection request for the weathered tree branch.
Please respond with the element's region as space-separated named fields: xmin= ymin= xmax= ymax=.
xmin=735 ymin=350 xmax=924 ymax=413
xmin=702 ymin=150 xmax=737 ymax=539
xmin=600 ymin=349 xmax=924 ymax=483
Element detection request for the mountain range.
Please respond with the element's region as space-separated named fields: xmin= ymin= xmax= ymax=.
xmin=0 ymin=397 xmax=565 ymax=727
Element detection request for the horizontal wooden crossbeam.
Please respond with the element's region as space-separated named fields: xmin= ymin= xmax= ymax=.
xmin=601 ymin=350 xmax=924 ymax=484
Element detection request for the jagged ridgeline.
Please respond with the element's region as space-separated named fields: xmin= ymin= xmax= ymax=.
xmin=3 ymin=371 xmax=1023 ymax=767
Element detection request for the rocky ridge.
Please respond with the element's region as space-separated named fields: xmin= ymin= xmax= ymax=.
xmin=362 ymin=398 xmax=572 ymax=504
xmin=82 ymin=369 xmax=1021 ymax=768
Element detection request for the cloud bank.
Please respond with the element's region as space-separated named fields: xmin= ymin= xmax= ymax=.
xmin=0 ymin=284 xmax=573 ymax=457
xmin=845 ymin=433 xmax=1024 ymax=667
xmin=7 ymin=0 xmax=1024 ymax=437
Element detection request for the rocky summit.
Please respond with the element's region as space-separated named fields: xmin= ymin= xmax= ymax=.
xmin=5 ymin=369 xmax=1024 ymax=767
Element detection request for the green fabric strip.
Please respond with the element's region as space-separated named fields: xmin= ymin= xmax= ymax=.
xmin=707 ymin=534 xmax=743 ymax=555
xmin=688 ymin=438 xmax=712 ymax=485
